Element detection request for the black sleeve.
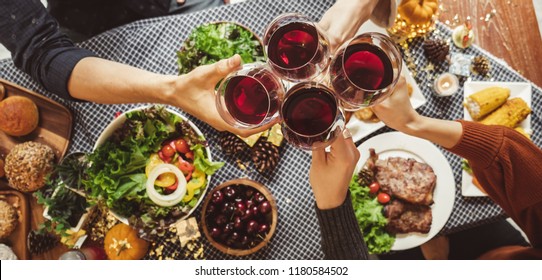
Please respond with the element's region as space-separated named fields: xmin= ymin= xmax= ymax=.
xmin=0 ymin=0 xmax=96 ymax=100
xmin=315 ymin=192 xmax=369 ymax=259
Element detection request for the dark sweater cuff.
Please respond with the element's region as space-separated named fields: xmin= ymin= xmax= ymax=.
xmin=40 ymin=47 xmax=97 ymax=101
xmin=315 ymin=192 xmax=368 ymax=259
xmin=447 ymin=120 xmax=504 ymax=169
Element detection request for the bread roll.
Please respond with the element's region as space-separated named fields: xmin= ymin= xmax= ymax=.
xmin=0 ymin=96 xmax=39 ymax=136
xmin=5 ymin=141 xmax=54 ymax=192
xmin=0 ymin=200 xmax=18 ymax=240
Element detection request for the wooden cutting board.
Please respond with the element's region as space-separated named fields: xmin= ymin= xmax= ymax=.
xmin=0 ymin=78 xmax=72 ymax=161
xmin=1 ymin=78 xmax=73 ymax=259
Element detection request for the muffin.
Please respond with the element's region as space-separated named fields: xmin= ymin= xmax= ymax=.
xmin=0 ymin=96 xmax=39 ymax=136
xmin=5 ymin=142 xmax=55 ymax=192
xmin=0 ymin=200 xmax=18 ymax=240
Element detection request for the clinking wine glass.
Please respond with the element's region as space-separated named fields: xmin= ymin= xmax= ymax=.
xmin=280 ymin=82 xmax=345 ymax=150
xmin=263 ymin=13 xmax=331 ymax=82
xmin=329 ymin=32 xmax=402 ymax=111
xmin=216 ymin=63 xmax=285 ymax=129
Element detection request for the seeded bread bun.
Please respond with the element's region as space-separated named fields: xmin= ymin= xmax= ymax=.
xmin=0 ymin=96 xmax=39 ymax=136
xmin=5 ymin=142 xmax=54 ymax=192
xmin=0 ymin=200 xmax=18 ymax=240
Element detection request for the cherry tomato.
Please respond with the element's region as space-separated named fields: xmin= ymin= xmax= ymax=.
xmin=176 ymin=158 xmax=194 ymax=173
xmin=377 ymin=193 xmax=391 ymax=204
xmin=185 ymin=151 xmax=194 ymax=160
xmin=368 ymin=182 xmax=380 ymax=194
xmin=174 ymin=139 xmax=190 ymax=154
xmin=161 ymin=145 xmax=176 ymax=157
xmin=158 ymin=151 xmax=171 ymax=163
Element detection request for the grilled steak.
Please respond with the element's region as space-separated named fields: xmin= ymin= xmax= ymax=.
xmin=374 ymin=156 xmax=436 ymax=205
xmin=385 ymin=200 xmax=432 ymax=234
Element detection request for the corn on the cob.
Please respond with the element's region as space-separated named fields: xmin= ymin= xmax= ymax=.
xmin=514 ymin=127 xmax=532 ymax=140
xmin=464 ymin=87 xmax=510 ymax=120
xmin=480 ymin=97 xmax=531 ymax=128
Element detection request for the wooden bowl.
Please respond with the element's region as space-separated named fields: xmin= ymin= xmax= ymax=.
xmin=201 ymin=178 xmax=277 ymax=256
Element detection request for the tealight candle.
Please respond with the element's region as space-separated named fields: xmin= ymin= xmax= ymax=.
xmin=433 ymin=73 xmax=459 ymax=97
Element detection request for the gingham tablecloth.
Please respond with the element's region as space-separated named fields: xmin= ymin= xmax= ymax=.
xmin=1 ymin=0 xmax=540 ymax=259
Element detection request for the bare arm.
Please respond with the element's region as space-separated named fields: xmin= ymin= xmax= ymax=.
xmin=67 ymin=55 xmax=274 ymax=137
xmin=319 ymin=0 xmax=396 ymax=51
xmin=372 ymin=77 xmax=463 ymax=149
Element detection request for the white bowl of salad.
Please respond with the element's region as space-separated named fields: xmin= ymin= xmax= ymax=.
xmin=86 ymin=105 xmax=223 ymax=236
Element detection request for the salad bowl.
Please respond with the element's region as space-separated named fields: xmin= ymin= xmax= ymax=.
xmin=90 ymin=106 xmax=219 ymax=231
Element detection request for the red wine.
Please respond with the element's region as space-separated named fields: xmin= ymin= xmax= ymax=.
xmin=224 ymin=76 xmax=271 ymax=125
xmin=331 ymin=43 xmax=393 ymax=106
xmin=282 ymin=87 xmax=336 ymax=136
xmin=267 ymin=22 xmax=327 ymax=81
xmin=268 ymin=22 xmax=318 ymax=69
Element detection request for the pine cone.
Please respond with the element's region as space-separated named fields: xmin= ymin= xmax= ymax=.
xmin=251 ymin=140 xmax=280 ymax=174
xmin=219 ymin=132 xmax=248 ymax=155
xmin=422 ymin=39 xmax=450 ymax=63
xmin=27 ymin=230 xmax=59 ymax=255
xmin=472 ymin=55 xmax=491 ymax=76
xmin=357 ymin=169 xmax=374 ymax=186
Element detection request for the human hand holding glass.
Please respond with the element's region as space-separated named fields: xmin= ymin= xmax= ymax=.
xmin=330 ymin=32 xmax=402 ymax=111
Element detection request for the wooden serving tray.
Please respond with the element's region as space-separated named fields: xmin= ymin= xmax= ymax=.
xmin=0 ymin=78 xmax=72 ymax=163
xmin=1 ymin=78 xmax=73 ymax=259
xmin=0 ymin=190 xmax=30 ymax=260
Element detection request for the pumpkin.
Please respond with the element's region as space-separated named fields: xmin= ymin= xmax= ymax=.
xmin=398 ymin=0 xmax=439 ymax=25
xmin=104 ymin=224 xmax=149 ymax=260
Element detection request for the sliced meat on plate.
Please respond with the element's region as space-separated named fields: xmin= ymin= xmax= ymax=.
xmin=374 ymin=156 xmax=436 ymax=205
xmin=384 ymin=199 xmax=432 ymax=234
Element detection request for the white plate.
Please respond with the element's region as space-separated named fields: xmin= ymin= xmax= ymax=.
xmin=346 ymin=22 xmax=427 ymax=143
xmin=355 ymin=132 xmax=455 ymax=251
xmin=461 ymin=81 xmax=532 ymax=196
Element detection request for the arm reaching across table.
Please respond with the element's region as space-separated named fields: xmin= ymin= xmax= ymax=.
xmin=372 ymin=76 xmax=542 ymax=259
xmin=318 ymin=0 xmax=397 ymax=51
xmin=310 ymin=131 xmax=369 ymax=259
xmin=0 ymin=0 xmax=271 ymax=137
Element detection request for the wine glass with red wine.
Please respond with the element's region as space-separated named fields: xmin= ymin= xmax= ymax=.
xmin=216 ymin=63 xmax=285 ymax=129
xmin=330 ymin=32 xmax=402 ymax=111
xmin=280 ymin=82 xmax=345 ymax=150
xmin=263 ymin=13 xmax=330 ymax=82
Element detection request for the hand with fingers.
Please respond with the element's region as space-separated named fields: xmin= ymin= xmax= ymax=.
xmin=309 ymin=129 xmax=360 ymax=210
xmin=172 ymin=54 xmax=277 ymax=137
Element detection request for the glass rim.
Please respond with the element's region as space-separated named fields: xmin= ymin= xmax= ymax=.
xmin=280 ymin=82 xmax=341 ymax=138
xmin=339 ymin=32 xmax=403 ymax=93
xmin=217 ymin=68 xmax=274 ymax=128
xmin=264 ymin=13 xmax=325 ymax=72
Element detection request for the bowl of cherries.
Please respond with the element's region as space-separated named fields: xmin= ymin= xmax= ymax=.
xmin=201 ymin=178 xmax=277 ymax=256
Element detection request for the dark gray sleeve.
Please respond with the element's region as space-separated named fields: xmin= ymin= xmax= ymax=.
xmin=0 ymin=0 xmax=96 ymax=100
xmin=315 ymin=192 xmax=369 ymax=259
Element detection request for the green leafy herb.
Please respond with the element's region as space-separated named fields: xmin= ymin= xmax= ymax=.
xmin=349 ymin=174 xmax=395 ymax=254
xmin=35 ymin=178 xmax=89 ymax=237
xmin=177 ymin=22 xmax=265 ymax=74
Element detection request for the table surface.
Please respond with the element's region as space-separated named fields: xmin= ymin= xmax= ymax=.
xmin=440 ymin=0 xmax=542 ymax=87
xmin=1 ymin=0 xmax=540 ymax=260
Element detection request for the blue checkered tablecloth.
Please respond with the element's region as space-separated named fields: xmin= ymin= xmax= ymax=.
xmin=1 ymin=0 xmax=540 ymax=259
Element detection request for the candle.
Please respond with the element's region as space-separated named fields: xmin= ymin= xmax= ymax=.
xmin=433 ymin=73 xmax=459 ymax=97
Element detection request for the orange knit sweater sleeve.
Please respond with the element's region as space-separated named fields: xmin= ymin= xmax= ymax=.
xmin=447 ymin=120 xmax=542 ymax=249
